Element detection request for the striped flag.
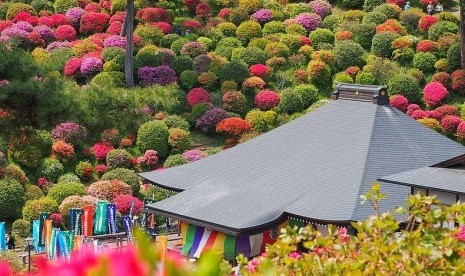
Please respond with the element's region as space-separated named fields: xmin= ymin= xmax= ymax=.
xmin=181 ymin=224 xmax=196 ymax=256
xmin=57 ymin=231 xmax=73 ymax=260
xmin=121 ymin=215 xmax=133 ymax=240
xmin=73 ymin=235 xmax=83 ymax=251
xmin=188 ymin=226 xmax=205 ymax=258
xmin=81 ymin=205 xmax=94 ymax=237
xmin=191 ymin=227 xmax=211 ymax=258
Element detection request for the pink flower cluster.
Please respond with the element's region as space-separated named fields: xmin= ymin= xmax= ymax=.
xmin=137 ymin=150 xmax=159 ymax=169
xmin=113 ymin=195 xmax=144 ymax=215
xmin=182 ymin=149 xmax=206 ymax=162
xmin=187 ymin=87 xmax=211 ymax=107
xmin=91 ymin=142 xmax=114 ymax=161
xmin=249 ymin=64 xmax=270 ymax=78
xmin=308 ymin=0 xmax=332 ymax=18
xmin=255 ymin=90 xmax=280 ymax=110
xmin=251 ymin=9 xmax=273 ymax=23
xmin=422 ymin=82 xmax=448 ymax=108
xmin=294 ymin=13 xmax=321 ymax=32
xmin=390 ymin=95 xmax=409 ymax=112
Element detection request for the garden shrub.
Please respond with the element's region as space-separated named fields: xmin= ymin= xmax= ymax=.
xmin=75 ymin=161 xmax=94 ymax=180
xmin=412 ymin=52 xmax=437 ymax=74
xmin=22 ymin=197 xmax=58 ymax=221
xmin=387 ymin=73 xmax=420 ymax=102
xmin=87 ymin=180 xmax=132 ymax=201
xmin=371 ymin=31 xmax=400 ymax=58
xmin=31 ymin=0 xmax=54 ymax=13
xmin=392 ymin=48 xmax=415 ymax=66
xmin=229 ymin=7 xmax=250 ymax=26
xmin=416 ymin=40 xmax=438 ymax=53
xmin=4 ymin=165 xmax=28 ymax=185
xmin=447 ymin=42 xmax=461 ymax=71
xmin=179 ymin=70 xmax=199 ymax=90
xmin=134 ymin=24 xmax=164 ymax=45
xmin=180 ymin=41 xmax=208 ymax=58
xmin=419 ymin=15 xmax=438 ymax=32
xmin=164 ymin=154 xmax=188 ymax=168
xmin=441 ymin=115 xmax=462 ymax=133
xmin=79 ymin=12 xmax=110 ymax=35
xmin=101 ymin=168 xmax=140 ymax=196
xmin=25 ymin=185 xmax=44 ymax=201
xmin=428 ymin=21 xmax=459 ymax=41
xmin=222 ymin=90 xmax=247 ymax=114
xmin=138 ymin=66 xmax=177 ymax=86
xmin=280 ymin=34 xmax=302 ymax=52
xmin=47 ymin=182 xmax=86 ymax=205
xmin=285 ymin=3 xmax=311 ymax=18
xmin=342 ymin=10 xmax=365 ymax=22
xmin=435 ymin=11 xmax=460 ymax=24
xmin=307 ymin=59 xmax=332 ymax=87
xmin=322 ymin=14 xmax=342 ymax=32
xmin=113 ymin=195 xmax=143 ymax=215
xmin=309 ymin=28 xmax=334 ymax=50
xmin=196 ymin=107 xmax=228 ymax=133
xmin=245 ymin=109 xmax=278 ymax=132
xmin=217 ymin=22 xmax=237 ymax=37
xmin=294 ymin=84 xmax=319 ymax=107
xmin=263 ymin=21 xmax=285 ymax=36
xmin=431 ymin=72 xmax=452 ymax=89
xmin=264 ymin=42 xmax=290 ymax=58
xmin=340 ymin=0 xmax=364 ymax=9
xmin=309 ymin=0 xmax=332 ymax=19
xmin=135 ymin=45 xmax=161 ymax=68
xmin=216 ymin=117 xmax=252 ymax=141
xmin=278 ymin=89 xmax=304 ymax=114
xmin=12 ymin=219 xmax=30 ymax=239
xmin=187 ymin=87 xmax=211 ymax=107
xmin=0 ymin=179 xmax=25 ymax=222
xmin=354 ymin=23 xmax=376 ymax=49
xmin=333 ymin=72 xmax=354 ymax=88
xmin=452 ymin=70 xmax=465 ymax=94
xmin=57 ymin=173 xmax=80 ymax=184
xmin=333 ymin=40 xmax=365 ymax=71
xmin=423 ymin=82 xmax=448 ymax=108
xmin=137 ymin=150 xmax=159 ymax=171
xmin=168 ymin=128 xmax=192 ymax=153
xmin=221 ymin=60 xmax=249 ymax=83
xmin=240 ymin=47 xmax=267 ymax=65
xmin=376 ymin=19 xmax=406 ymax=35
xmin=6 ymin=3 xmax=35 ymax=20
xmin=294 ymin=12 xmax=321 ymax=32
xmin=136 ymin=120 xmax=170 ymax=158
xmin=390 ymin=94 xmax=409 ymax=111
xmin=92 ymin=71 xmax=125 ymax=87
xmin=37 ymin=158 xmax=64 ymax=183
xmin=58 ymin=195 xmax=98 ymax=221
xmin=163 ymin=115 xmax=190 ymax=131
xmin=255 ymin=90 xmax=280 ymax=110
xmin=236 ymin=20 xmax=262 ymax=44
xmin=372 ymin=3 xmax=401 ymax=19
xmin=171 ymin=55 xmax=193 ymax=74
xmin=106 ymin=149 xmax=132 ymax=170
xmin=159 ymin=34 xmax=180 ymax=48
xmin=51 ymin=122 xmax=87 ymax=146
xmin=193 ymin=54 xmax=211 ymax=74
xmin=399 ymin=8 xmax=423 ymax=31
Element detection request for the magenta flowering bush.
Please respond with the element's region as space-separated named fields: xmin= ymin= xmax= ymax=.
xmin=65 ymin=7 xmax=85 ymax=27
xmin=187 ymin=87 xmax=211 ymax=107
xmin=52 ymin=122 xmax=88 ymax=145
xmin=255 ymin=90 xmax=280 ymax=110
xmin=294 ymin=13 xmax=321 ymax=32
xmin=182 ymin=149 xmax=207 ymax=162
xmin=137 ymin=66 xmax=177 ymax=86
xmin=457 ymin=121 xmax=465 ymax=140
xmin=1 ymin=26 xmax=29 ymax=39
xmin=251 ymin=9 xmax=273 ymax=23
xmin=406 ymin=104 xmax=420 ymax=116
xmin=389 ymin=95 xmax=409 ymax=112
xmin=34 ymin=25 xmax=54 ymax=42
xmin=15 ymin=21 xmax=33 ymax=32
xmin=80 ymin=57 xmax=103 ymax=75
xmin=423 ymin=82 xmax=448 ymax=108
xmin=46 ymin=41 xmax=72 ymax=52
xmin=103 ymin=35 xmax=126 ymax=48
xmin=410 ymin=109 xmax=428 ymax=120
xmin=92 ymin=142 xmax=114 ymax=162
xmin=308 ymin=0 xmax=332 ymax=18
xmin=441 ymin=115 xmax=462 ymax=133
xmin=196 ymin=107 xmax=228 ymax=133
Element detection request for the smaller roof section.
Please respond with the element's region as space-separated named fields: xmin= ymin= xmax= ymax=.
xmin=379 ymin=167 xmax=465 ymax=195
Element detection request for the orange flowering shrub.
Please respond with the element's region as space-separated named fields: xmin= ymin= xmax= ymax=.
xmin=51 ymin=140 xmax=75 ymax=160
xmin=376 ymin=19 xmax=406 ymax=35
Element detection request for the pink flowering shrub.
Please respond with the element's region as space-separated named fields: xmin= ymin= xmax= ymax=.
xmin=79 ymin=12 xmax=110 ymax=34
xmin=390 ymin=95 xmax=409 ymax=112
xmin=249 ymin=64 xmax=270 ymax=78
xmin=92 ymin=142 xmax=114 ymax=162
xmin=50 ymin=14 xmax=69 ymax=27
xmin=294 ymin=13 xmax=321 ymax=32
xmin=80 ymin=57 xmax=103 ymax=75
xmin=411 ymin=109 xmax=428 ymax=120
xmin=255 ymin=90 xmax=280 ymax=110
xmin=87 ymin=180 xmax=132 ymax=201
xmin=137 ymin=150 xmax=158 ymax=170
xmin=308 ymin=0 xmax=332 ymax=18
xmin=431 ymin=72 xmax=451 ymax=89
xmin=451 ymin=70 xmax=465 ymax=94
xmin=136 ymin=7 xmax=169 ymax=23
xmin=182 ymin=149 xmax=206 ymax=162
xmin=54 ymin=25 xmax=76 ymax=41
xmin=52 ymin=122 xmax=87 ymax=145
xmin=435 ymin=105 xmax=458 ymax=117
xmin=187 ymin=87 xmax=211 ymax=107
xmin=441 ymin=115 xmax=462 ymax=133
xmin=406 ymin=104 xmax=420 ymax=116
xmin=457 ymin=121 xmax=465 ymax=141
xmin=65 ymin=7 xmax=85 ymax=27
xmin=52 ymin=140 xmax=75 ymax=160
xmin=416 ymin=40 xmax=438 ymax=53
xmin=423 ymin=82 xmax=448 ymax=108
xmin=153 ymin=22 xmax=172 ymax=34
xmin=95 ymin=164 xmax=108 ymax=176
xmin=251 ymin=9 xmax=273 ymax=23
xmin=64 ymin=58 xmax=83 ymax=77
xmin=113 ymin=194 xmax=143 ymax=215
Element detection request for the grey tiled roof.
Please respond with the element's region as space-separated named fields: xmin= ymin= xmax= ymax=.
xmin=141 ymin=100 xmax=465 ymax=235
xmin=379 ymin=167 xmax=465 ymax=195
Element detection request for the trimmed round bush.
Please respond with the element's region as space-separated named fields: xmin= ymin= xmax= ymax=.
xmin=134 ymin=24 xmax=164 ymax=45
xmin=87 ymin=180 xmax=132 ymax=201
xmin=354 ymin=23 xmax=376 ymax=49
xmin=179 ymin=70 xmax=199 ymax=90
xmin=363 ymin=0 xmax=385 ymax=12
xmin=294 ymin=84 xmax=319 ymax=107
xmin=356 ymin=72 xmax=376 ymax=85
xmin=171 ymin=55 xmax=193 ymax=74
xmin=245 ymin=109 xmax=278 ymax=132
xmin=37 ymin=158 xmax=64 ymax=183
xmin=168 ymin=128 xmax=192 ymax=153
xmin=187 ymin=87 xmax=211 ymax=107
xmin=241 ymin=47 xmax=267 ymax=65
xmin=22 ymin=197 xmax=58 ymax=221
xmin=363 ymin=12 xmax=388 ymax=25
xmin=423 ymin=82 xmax=449 ymax=108
xmin=390 ymin=94 xmax=409 ymax=112
xmin=138 ymin=66 xmax=177 ymax=86
xmin=372 ymin=3 xmax=401 ymax=19
xmin=163 ymin=115 xmax=190 ymax=131
xmin=278 ymin=89 xmax=304 ymax=114
xmin=136 ymin=120 xmax=170 ymax=158
xmin=263 ymin=21 xmax=285 ymax=36
xmin=340 ymin=0 xmax=364 ymax=9
xmin=196 ymin=108 xmax=228 ymax=133
xmin=221 ymin=60 xmax=249 ymax=83
xmin=106 ymin=149 xmax=132 ymax=170
xmin=12 ymin=219 xmax=30 ymax=239
xmin=47 ymin=182 xmax=86 ymax=205
xmin=447 ymin=42 xmax=461 ymax=71
xmin=322 ymin=14 xmax=342 ymax=32
xmin=0 ymin=179 xmax=25 ymax=222
xmin=113 ymin=195 xmax=143 ymax=215
xmin=309 ymin=28 xmax=334 ymax=50
xmin=222 ymin=91 xmax=247 ymax=114
xmin=236 ymin=20 xmax=262 ymax=44
xmin=101 ymin=168 xmax=140 ymax=196
xmin=59 ymin=195 xmax=98 ymax=219
xmin=264 ymin=42 xmax=290 ymax=58
xmin=164 ymin=154 xmax=188 ymax=168
xmin=412 ymin=52 xmax=437 ymax=74
xmin=428 ymin=21 xmax=459 ymax=41
xmin=371 ymin=32 xmax=400 ymax=58
xmin=54 ymin=0 xmax=77 ymax=14
xmin=333 ymin=40 xmax=365 ymax=71
xmin=387 ymin=74 xmax=421 ymax=102
xmin=25 ymin=185 xmax=44 ymax=201
xmin=255 ymin=90 xmax=280 ymax=111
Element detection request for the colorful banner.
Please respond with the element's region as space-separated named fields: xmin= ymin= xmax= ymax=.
xmin=82 ymin=205 xmax=94 ymax=237
xmin=70 ymin=208 xmax=83 ymax=235
xmin=94 ymin=202 xmax=107 ymax=235
xmin=48 ymin=228 xmax=58 ymax=260
xmin=224 ymin=235 xmax=235 ymax=261
xmin=44 ymin=220 xmax=52 ymax=257
xmin=156 ymin=236 xmax=168 ymax=262
xmin=106 ymin=203 xmax=117 ymax=234
xmin=57 ymin=231 xmax=73 ymax=260
xmin=32 ymin=220 xmax=45 ymax=253
xmin=121 ymin=215 xmax=132 ymax=240
xmin=181 ymin=224 xmax=196 ymax=255
xmin=39 ymin=212 xmax=49 ymax=246
xmin=0 ymin=222 xmax=5 ymax=251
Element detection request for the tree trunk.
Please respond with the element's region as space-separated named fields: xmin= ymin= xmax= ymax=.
xmin=461 ymin=1 xmax=465 ymax=69
xmin=124 ymin=0 xmax=134 ymax=88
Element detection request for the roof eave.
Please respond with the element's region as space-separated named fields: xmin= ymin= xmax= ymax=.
xmin=377 ymin=177 xmax=465 ymax=196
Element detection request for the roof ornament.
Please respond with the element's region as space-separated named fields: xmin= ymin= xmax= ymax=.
xmin=332 ymin=83 xmax=389 ymax=106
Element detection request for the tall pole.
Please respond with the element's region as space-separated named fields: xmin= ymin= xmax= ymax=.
xmin=28 ymin=244 xmax=31 ymax=273
xmin=124 ymin=0 xmax=135 ymax=88
xmin=461 ymin=1 xmax=465 ymax=69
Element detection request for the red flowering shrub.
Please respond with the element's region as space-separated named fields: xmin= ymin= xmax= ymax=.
xmin=95 ymin=164 xmax=108 ymax=176
xmin=152 ymin=22 xmax=172 ymax=34
xmin=300 ymin=36 xmax=311 ymax=45
xmin=0 ymin=20 xmax=13 ymax=32
xmin=406 ymin=104 xmax=420 ymax=116
xmin=441 ymin=115 xmax=462 ymax=133
xmin=136 ymin=7 xmax=169 ymax=23
xmin=451 ymin=70 xmax=465 ymax=94
xmin=52 ymin=140 xmax=75 ymax=160
xmin=431 ymin=72 xmax=451 ymax=89
xmin=416 ymin=40 xmax=438 ymax=52
xmin=216 ymin=117 xmax=252 ymax=137
xmin=54 ymin=25 xmax=77 ymax=41
xmin=49 ymin=213 xmax=63 ymax=227
xmin=183 ymin=20 xmax=202 ymax=30
xmin=345 ymin=66 xmax=360 ymax=77
xmin=80 ymin=12 xmax=110 ymax=34
xmin=222 ymin=90 xmax=247 ymax=113
xmin=423 ymin=82 xmax=448 ymax=108
xmin=50 ymin=14 xmax=70 ymax=27
xmin=457 ymin=121 xmax=465 ymax=140
xmin=255 ymin=90 xmax=280 ymax=110
xmin=390 ymin=95 xmax=409 ymax=112
xmin=110 ymin=12 xmax=126 ymax=23
xmin=187 ymin=87 xmax=211 ymax=107
xmin=107 ymin=21 xmax=122 ymax=35
xmin=64 ymin=58 xmax=83 ymax=77
xmin=26 ymin=16 xmax=38 ymax=26
xmin=196 ymin=3 xmax=211 ymax=20
xmin=218 ymin=8 xmax=230 ymax=18
xmin=411 ymin=109 xmax=428 ymax=120
xmin=387 ymin=0 xmax=405 ymax=6
xmin=184 ymin=0 xmax=200 ymax=12
xmin=38 ymin=16 xmax=53 ymax=27
xmin=419 ymin=15 xmax=438 ymax=32
xmin=12 ymin=11 xmax=32 ymax=23
xmin=87 ymin=180 xmax=132 ymax=201
xmin=27 ymin=32 xmax=46 ymax=48
xmin=37 ymin=177 xmax=49 ymax=188
xmin=84 ymin=2 xmax=100 ymax=13
xmin=113 ymin=195 xmax=143 ymax=215
xmin=435 ymin=105 xmax=458 ymax=117
xmin=249 ymin=64 xmax=270 ymax=78
xmin=243 ymin=77 xmax=266 ymax=90
xmin=91 ymin=142 xmax=114 ymax=162
xmin=376 ymin=19 xmax=406 ymax=35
